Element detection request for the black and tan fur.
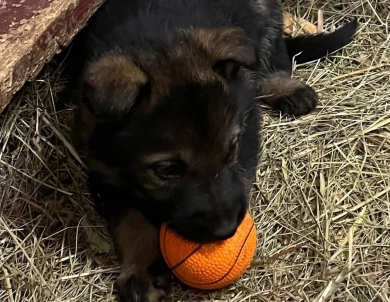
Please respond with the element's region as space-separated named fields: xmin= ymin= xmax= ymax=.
xmin=64 ymin=0 xmax=357 ymax=301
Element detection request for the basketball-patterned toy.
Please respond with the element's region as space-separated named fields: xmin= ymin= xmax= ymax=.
xmin=160 ymin=212 xmax=257 ymax=290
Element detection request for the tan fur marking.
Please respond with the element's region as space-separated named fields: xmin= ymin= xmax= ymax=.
xmin=260 ymin=71 xmax=306 ymax=106
xmin=114 ymin=209 xmax=161 ymax=273
xmin=137 ymin=27 xmax=255 ymax=112
xmin=85 ymin=55 xmax=148 ymax=92
xmin=84 ymin=55 xmax=148 ymax=113
xmin=189 ymin=27 xmax=256 ymax=66
xmin=114 ymin=210 xmax=166 ymax=302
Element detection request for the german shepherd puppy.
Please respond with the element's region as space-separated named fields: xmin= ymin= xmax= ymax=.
xmin=65 ymin=0 xmax=357 ymax=301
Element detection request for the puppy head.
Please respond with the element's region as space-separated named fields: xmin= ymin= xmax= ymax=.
xmin=77 ymin=27 xmax=257 ymax=243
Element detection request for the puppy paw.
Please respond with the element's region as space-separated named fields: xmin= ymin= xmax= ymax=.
xmin=260 ymin=72 xmax=318 ymax=116
xmin=112 ymin=209 xmax=172 ymax=302
xmin=271 ymin=84 xmax=318 ymax=116
xmin=116 ymin=270 xmax=171 ymax=302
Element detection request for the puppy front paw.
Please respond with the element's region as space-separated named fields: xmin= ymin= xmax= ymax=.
xmin=112 ymin=209 xmax=172 ymax=302
xmin=116 ymin=269 xmax=171 ymax=302
xmin=271 ymin=84 xmax=318 ymax=115
xmin=261 ymin=72 xmax=318 ymax=116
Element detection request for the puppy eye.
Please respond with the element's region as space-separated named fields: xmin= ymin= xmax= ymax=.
xmin=152 ymin=160 xmax=185 ymax=179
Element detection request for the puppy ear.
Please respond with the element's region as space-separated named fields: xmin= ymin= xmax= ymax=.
xmin=81 ymin=55 xmax=149 ymax=120
xmin=193 ymin=27 xmax=256 ymax=79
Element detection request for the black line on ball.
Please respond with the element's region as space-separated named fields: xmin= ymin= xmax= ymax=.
xmin=162 ymin=226 xmax=201 ymax=271
xmin=171 ymin=244 xmax=202 ymax=271
xmin=180 ymin=223 xmax=255 ymax=287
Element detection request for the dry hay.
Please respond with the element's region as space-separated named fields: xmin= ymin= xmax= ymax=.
xmin=1 ymin=0 xmax=389 ymax=301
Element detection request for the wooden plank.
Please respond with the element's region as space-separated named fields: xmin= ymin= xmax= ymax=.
xmin=0 ymin=0 xmax=106 ymax=112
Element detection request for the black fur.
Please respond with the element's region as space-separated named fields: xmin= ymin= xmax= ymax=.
xmin=284 ymin=19 xmax=358 ymax=64
xmin=64 ymin=1 xmax=357 ymax=301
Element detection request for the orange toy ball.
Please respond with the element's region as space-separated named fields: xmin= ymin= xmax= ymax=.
xmin=159 ymin=212 xmax=257 ymax=290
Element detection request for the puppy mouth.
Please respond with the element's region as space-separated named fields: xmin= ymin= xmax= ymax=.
xmin=170 ymin=226 xmax=237 ymax=244
xmin=167 ymin=216 xmax=243 ymax=244
xmin=163 ymin=202 xmax=248 ymax=243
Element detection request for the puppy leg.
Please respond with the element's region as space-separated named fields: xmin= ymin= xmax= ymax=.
xmin=113 ymin=208 xmax=171 ymax=302
xmin=260 ymin=71 xmax=318 ymax=116
xmin=254 ymin=19 xmax=318 ymax=116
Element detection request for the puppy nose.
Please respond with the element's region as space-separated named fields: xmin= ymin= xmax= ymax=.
xmin=212 ymin=222 xmax=237 ymax=240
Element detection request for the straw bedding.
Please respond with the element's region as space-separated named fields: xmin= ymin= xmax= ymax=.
xmin=1 ymin=0 xmax=389 ymax=301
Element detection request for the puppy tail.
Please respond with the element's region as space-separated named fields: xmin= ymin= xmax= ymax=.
xmin=284 ymin=19 xmax=358 ymax=64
